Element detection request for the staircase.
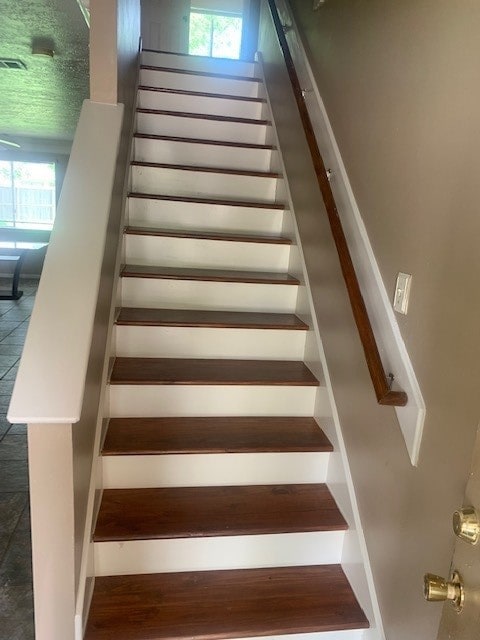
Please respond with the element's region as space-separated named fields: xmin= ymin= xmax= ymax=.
xmin=84 ymin=50 xmax=369 ymax=640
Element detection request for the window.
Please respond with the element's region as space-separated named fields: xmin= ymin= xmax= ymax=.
xmin=0 ymin=161 xmax=56 ymax=230
xmin=189 ymin=11 xmax=243 ymax=60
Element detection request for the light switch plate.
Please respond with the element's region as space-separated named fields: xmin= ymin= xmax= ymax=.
xmin=393 ymin=272 xmax=412 ymax=314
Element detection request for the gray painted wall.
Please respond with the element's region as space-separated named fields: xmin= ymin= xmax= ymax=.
xmin=261 ymin=1 xmax=480 ymax=638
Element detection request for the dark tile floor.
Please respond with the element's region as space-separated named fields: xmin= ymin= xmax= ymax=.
xmin=0 ymin=278 xmax=38 ymax=640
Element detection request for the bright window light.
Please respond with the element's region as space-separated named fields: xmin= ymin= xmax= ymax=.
xmin=189 ymin=11 xmax=243 ymax=60
xmin=0 ymin=161 xmax=56 ymax=230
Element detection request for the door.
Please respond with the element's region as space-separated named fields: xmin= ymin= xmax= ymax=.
xmin=141 ymin=0 xmax=191 ymax=53
xmin=435 ymin=425 xmax=480 ymax=639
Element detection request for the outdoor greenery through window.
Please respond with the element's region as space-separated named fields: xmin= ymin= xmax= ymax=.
xmin=189 ymin=11 xmax=243 ymax=60
xmin=0 ymin=161 xmax=56 ymax=230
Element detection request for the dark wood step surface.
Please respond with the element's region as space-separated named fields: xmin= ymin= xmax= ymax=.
xmin=128 ymin=192 xmax=285 ymax=210
xmin=121 ymin=265 xmax=299 ymax=285
xmin=138 ymin=85 xmax=266 ymax=103
xmin=103 ymin=417 xmax=331 ymax=455
xmin=131 ymin=160 xmax=279 ymax=179
xmin=134 ymin=132 xmax=275 ymax=150
xmin=140 ymin=64 xmax=262 ymax=84
xmin=124 ymin=226 xmax=290 ymax=244
xmin=110 ymin=358 xmax=319 ymax=386
xmin=85 ymin=565 xmax=369 ymax=640
xmin=137 ymin=108 xmax=269 ymax=127
xmin=115 ymin=308 xmax=308 ymax=330
xmin=94 ymin=484 xmax=346 ymax=542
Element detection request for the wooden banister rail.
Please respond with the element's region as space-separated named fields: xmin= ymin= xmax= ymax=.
xmin=267 ymin=0 xmax=407 ymax=407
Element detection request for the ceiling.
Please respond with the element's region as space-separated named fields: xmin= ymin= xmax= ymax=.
xmin=0 ymin=0 xmax=89 ymax=152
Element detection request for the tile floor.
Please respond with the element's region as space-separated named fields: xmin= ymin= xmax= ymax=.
xmin=0 ymin=278 xmax=38 ymax=640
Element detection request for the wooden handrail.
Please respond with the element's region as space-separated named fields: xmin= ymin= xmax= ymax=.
xmin=267 ymin=0 xmax=407 ymax=407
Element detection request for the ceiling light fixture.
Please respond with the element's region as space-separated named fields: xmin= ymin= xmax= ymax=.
xmin=32 ymin=47 xmax=55 ymax=58
xmin=32 ymin=37 xmax=56 ymax=58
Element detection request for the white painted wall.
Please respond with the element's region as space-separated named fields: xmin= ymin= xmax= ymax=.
xmin=141 ymin=0 xmax=190 ymax=52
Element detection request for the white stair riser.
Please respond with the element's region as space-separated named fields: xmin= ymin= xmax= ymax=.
xmin=141 ymin=51 xmax=257 ymax=78
xmin=136 ymin=112 xmax=268 ymax=145
xmin=121 ymin=278 xmax=298 ymax=313
xmin=127 ymin=198 xmax=285 ymax=235
xmin=133 ymin=138 xmax=273 ymax=172
xmin=222 ymin=632 xmax=365 ymax=640
xmin=109 ymin=385 xmax=325 ymax=418
xmin=102 ymin=452 xmax=329 ymax=488
xmin=115 ymin=326 xmax=306 ymax=360
xmin=131 ymin=166 xmax=278 ymax=202
xmin=140 ymin=68 xmax=260 ymax=97
xmin=94 ymin=531 xmax=344 ymax=576
xmin=138 ymin=89 xmax=263 ymax=119
xmin=124 ymin=235 xmax=290 ymax=272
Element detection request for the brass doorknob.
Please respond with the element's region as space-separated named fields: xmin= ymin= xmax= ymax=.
xmin=424 ymin=571 xmax=464 ymax=612
xmin=453 ymin=507 xmax=480 ymax=544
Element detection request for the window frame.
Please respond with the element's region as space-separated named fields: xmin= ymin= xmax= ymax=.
xmin=189 ymin=9 xmax=243 ymax=60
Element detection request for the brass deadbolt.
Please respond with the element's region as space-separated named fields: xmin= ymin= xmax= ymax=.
xmin=453 ymin=507 xmax=480 ymax=545
xmin=424 ymin=571 xmax=464 ymax=612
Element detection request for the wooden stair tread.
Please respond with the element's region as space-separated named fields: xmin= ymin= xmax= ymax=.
xmin=138 ymin=85 xmax=266 ymax=103
xmin=137 ymin=108 xmax=269 ymax=126
xmin=85 ymin=565 xmax=369 ymax=640
xmin=140 ymin=64 xmax=262 ymax=83
xmin=94 ymin=484 xmax=346 ymax=541
xmin=128 ymin=192 xmax=285 ymax=210
xmin=124 ymin=226 xmax=290 ymax=244
xmin=134 ymin=132 xmax=275 ymax=150
xmin=102 ymin=417 xmax=331 ymax=455
xmin=131 ymin=161 xmax=280 ymax=179
xmin=115 ymin=308 xmax=308 ymax=330
xmin=110 ymin=358 xmax=319 ymax=386
xmin=121 ymin=265 xmax=299 ymax=285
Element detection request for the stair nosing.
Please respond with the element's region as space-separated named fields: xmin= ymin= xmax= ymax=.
xmin=120 ymin=264 xmax=299 ymax=285
xmin=115 ymin=308 xmax=308 ymax=330
xmin=130 ymin=161 xmax=280 ymax=179
xmin=123 ymin=227 xmax=290 ymax=245
xmin=136 ymin=107 xmax=270 ymax=126
xmin=93 ymin=484 xmax=346 ymax=542
xmin=85 ymin=566 xmax=370 ymax=639
xmin=127 ymin=192 xmax=285 ymax=210
xmin=134 ymin=132 xmax=275 ymax=150
xmin=109 ymin=357 xmax=319 ymax=387
xmin=138 ymin=84 xmax=266 ymax=103
xmin=102 ymin=416 xmax=331 ymax=456
xmin=140 ymin=63 xmax=262 ymax=83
